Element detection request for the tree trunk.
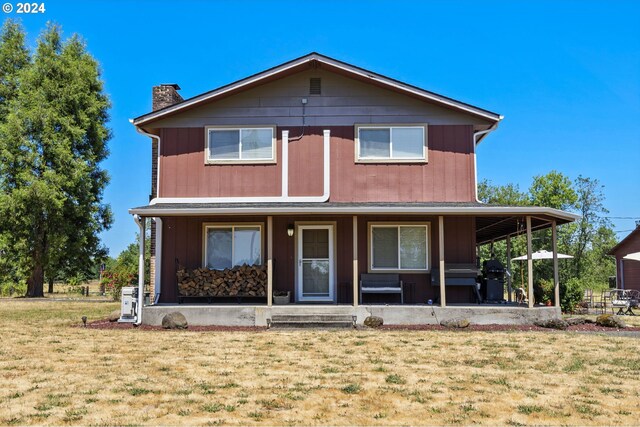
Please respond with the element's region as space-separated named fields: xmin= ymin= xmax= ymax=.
xmin=26 ymin=263 xmax=45 ymax=297
xmin=47 ymin=277 xmax=54 ymax=294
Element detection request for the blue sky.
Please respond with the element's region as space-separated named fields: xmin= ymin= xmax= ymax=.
xmin=5 ymin=0 xmax=639 ymax=256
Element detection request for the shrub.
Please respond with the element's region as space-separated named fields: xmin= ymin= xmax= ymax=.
xmin=533 ymin=278 xmax=554 ymax=304
xmin=101 ymin=270 xmax=136 ymax=301
xmin=560 ymin=277 xmax=584 ymax=313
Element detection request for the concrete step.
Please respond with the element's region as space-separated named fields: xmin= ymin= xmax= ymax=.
xmin=269 ymin=314 xmax=355 ymax=328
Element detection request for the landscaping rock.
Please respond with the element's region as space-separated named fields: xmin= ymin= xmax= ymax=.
xmin=162 ymin=312 xmax=188 ymax=329
xmin=364 ymin=316 xmax=384 ymax=328
xmin=440 ymin=318 xmax=470 ymax=329
xmin=596 ymin=314 xmax=626 ymax=328
xmin=565 ymin=317 xmax=587 ymax=326
xmin=107 ymin=310 xmax=121 ymax=322
xmin=534 ymin=319 xmax=569 ymax=330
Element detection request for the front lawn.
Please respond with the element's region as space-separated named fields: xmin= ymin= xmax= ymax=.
xmin=1 ymin=301 xmax=639 ymax=425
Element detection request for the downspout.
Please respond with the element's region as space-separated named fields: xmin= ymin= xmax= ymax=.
xmin=473 ymin=120 xmax=501 ymax=203
xmin=145 ymin=129 xmax=331 ymax=204
xmin=133 ymin=214 xmax=145 ymax=325
xmin=153 ymin=217 xmax=162 ymax=304
xmin=132 ymin=122 xmax=162 ymax=198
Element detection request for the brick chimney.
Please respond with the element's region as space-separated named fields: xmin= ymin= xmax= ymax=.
xmin=152 ymin=83 xmax=183 ymax=111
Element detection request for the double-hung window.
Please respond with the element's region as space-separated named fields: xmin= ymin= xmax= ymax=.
xmin=356 ymin=124 xmax=427 ymax=162
xmin=205 ymin=126 xmax=275 ymax=163
xmin=369 ymin=223 xmax=430 ymax=272
xmin=204 ymin=225 xmax=262 ymax=270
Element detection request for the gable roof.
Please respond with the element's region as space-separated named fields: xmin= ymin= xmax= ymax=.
xmin=608 ymin=226 xmax=640 ymax=256
xmin=132 ymin=52 xmax=503 ymax=127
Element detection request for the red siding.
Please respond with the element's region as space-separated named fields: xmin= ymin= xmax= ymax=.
xmin=611 ymin=229 xmax=640 ymax=291
xmin=159 ymin=215 xmax=476 ymax=304
xmin=159 ymin=128 xmax=282 ymax=198
xmin=158 ymin=125 xmax=475 ymax=202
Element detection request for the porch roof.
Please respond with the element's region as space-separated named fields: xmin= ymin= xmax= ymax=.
xmin=129 ymin=202 xmax=578 ymax=244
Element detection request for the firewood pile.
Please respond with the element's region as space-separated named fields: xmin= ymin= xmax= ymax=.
xmin=177 ymin=264 xmax=267 ymax=297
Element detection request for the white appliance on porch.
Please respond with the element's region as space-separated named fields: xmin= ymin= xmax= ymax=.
xmin=296 ymin=225 xmax=335 ymax=302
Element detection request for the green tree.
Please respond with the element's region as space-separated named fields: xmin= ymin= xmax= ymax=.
xmin=567 ymin=176 xmax=613 ymax=281
xmin=0 ymin=22 xmax=112 ymax=297
xmin=478 ymin=179 xmax=529 ymax=206
xmin=528 ymin=170 xmax=577 ymax=211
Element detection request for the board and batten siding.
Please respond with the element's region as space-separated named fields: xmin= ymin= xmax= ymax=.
xmin=159 ymin=124 xmax=475 ymax=202
xmin=611 ymin=231 xmax=640 ymax=292
xmin=159 ymin=215 xmax=476 ymax=304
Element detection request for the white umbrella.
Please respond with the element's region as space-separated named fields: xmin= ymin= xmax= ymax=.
xmin=511 ymin=249 xmax=573 ymax=261
xmin=623 ymin=252 xmax=640 ymax=262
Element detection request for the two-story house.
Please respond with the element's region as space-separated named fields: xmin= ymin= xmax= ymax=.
xmin=128 ymin=53 xmax=577 ymax=326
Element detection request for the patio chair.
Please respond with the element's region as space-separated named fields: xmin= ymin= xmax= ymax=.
xmin=582 ymin=289 xmax=594 ymax=308
xmin=610 ymin=289 xmax=634 ymax=316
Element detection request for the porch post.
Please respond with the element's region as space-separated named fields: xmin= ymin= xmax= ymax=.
xmin=552 ymin=220 xmax=560 ymax=308
xmin=506 ymin=234 xmax=512 ymax=302
xmin=267 ymin=216 xmax=273 ymax=307
xmin=438 ymin=216 xmax=446 ymax=307
xmin=133 ymin=215 xmax=145 ymax=325
xmin=526 ymin=216 xmax=534 ymax=308
xmin=153 ymin=217 xmax=163 ymax=304
xmin=353 ymin=215 xmax=358 ymax=306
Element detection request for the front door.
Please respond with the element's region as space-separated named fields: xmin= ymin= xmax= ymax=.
xmin=297 ymin=225 xmax=334 ymax=302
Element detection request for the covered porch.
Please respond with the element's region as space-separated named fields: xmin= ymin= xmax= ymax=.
xmin=129 ymin=202 xmax=578 ymax=325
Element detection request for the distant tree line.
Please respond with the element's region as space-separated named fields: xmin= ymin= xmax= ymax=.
xmin=0 ymin=20 xmax=112 ymax=296
xmin=478 ymin=171 xmax=617 ymax=311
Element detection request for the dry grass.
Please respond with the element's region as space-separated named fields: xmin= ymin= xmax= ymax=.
xmin=1 ymin=301 xmax=640 ymax=426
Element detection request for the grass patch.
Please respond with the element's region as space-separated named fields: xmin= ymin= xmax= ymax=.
xmin=341 ymin=383 xmax=362 ymax=394
xmin=385 ymin=374 xmax=406 ymax=384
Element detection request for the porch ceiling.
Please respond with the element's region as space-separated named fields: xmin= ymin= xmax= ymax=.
xmin=475 ymin=215 xmax=562 ymax=245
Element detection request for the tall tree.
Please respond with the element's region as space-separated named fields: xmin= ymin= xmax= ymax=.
xmin=569 ymin=176 xmax=611 ymax=279
xmin=0 ymin=23 xmax=112 ymax=297
xmin=0 ymin=20 xmax=29 ymax=118
xmin=0 ymin=20 xmax=30 ymax=290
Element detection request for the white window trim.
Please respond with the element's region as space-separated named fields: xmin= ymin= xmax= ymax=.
xmin=205 ymin=125 xmax=277 ymax=164
xmin=202 ymin=223 xmax=264 ymax=269
xmin=355 ymin=124 xmax=428 ymax=163
xmin=367 ymin=222 xmax=431 ymax=273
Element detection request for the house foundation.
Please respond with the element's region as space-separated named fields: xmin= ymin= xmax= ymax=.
xmin=142 ymin=304 xmax=561 ymax=327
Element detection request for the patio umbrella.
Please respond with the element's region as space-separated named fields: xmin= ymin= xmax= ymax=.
xmin=511 ymin=249 xmax=573 ymax=261
xmin=623 ymin=252 xmax=640 ymax=262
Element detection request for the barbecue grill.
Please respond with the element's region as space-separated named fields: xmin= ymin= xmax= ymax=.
xmin=481 ymin=259 xmax=506 ymax=302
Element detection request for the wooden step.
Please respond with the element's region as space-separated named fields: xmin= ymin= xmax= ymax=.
xmin=268 ymin=314 xmax=356 ymax=328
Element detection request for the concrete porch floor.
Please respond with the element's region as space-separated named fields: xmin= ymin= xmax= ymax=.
xmin=142 ymin=304 xmax=561 ymax=327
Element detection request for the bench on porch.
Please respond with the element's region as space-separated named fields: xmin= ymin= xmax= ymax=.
xmin=360 ymin=274 xmax=404 ymax=304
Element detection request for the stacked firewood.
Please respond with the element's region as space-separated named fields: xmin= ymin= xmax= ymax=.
xmin=177 ymin=264 xmax=267 ymax=297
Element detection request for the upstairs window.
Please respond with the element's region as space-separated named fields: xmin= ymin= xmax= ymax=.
xmin=356 ymin=125 xmax=427 ymax=162
xmin=205 ymin=126 xmax=275 ymax=163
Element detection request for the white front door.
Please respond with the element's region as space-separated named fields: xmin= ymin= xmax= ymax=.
xmin=297 ymin=225 xmax=334 ymax=302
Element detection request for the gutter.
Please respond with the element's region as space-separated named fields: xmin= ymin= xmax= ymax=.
xmin=129 ymin=205 xmax=580 ymax=222
xmin=473 ymin=120 xmax=502 ymax=203
xmin=133 ymin=214 xmax=145 ymax=325
xmin=132 ymin=122 xmax=162 ymax=197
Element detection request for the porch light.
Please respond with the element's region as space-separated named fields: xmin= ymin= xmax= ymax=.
xmin=287 ymin=224 xmax=294 ymax=237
